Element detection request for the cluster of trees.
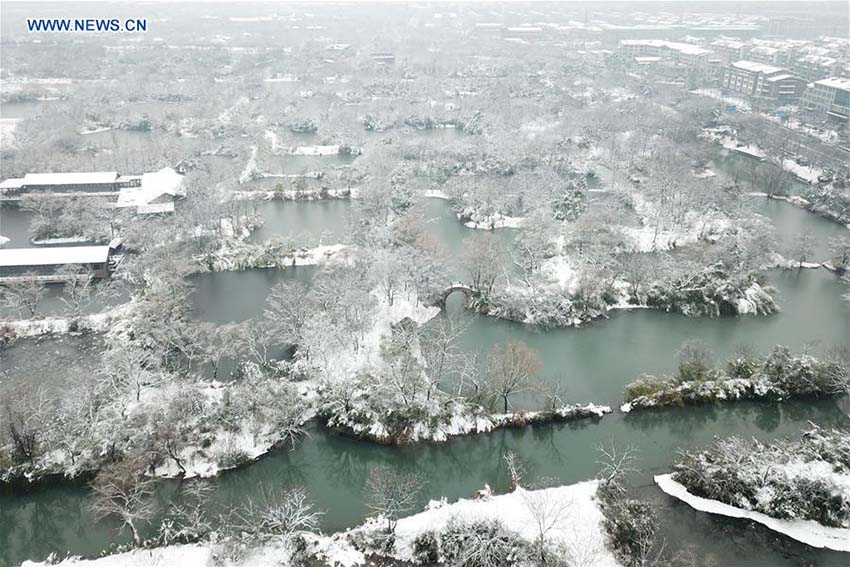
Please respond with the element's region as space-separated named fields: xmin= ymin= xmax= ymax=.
xmin=21 ymin=194 xmax=127 ymax=243
xmin=624 ymin=341 xmax=850 ymax=410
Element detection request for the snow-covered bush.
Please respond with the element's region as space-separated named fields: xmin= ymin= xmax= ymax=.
xmin=416 ymin=518 xmax=529 ymax=567
xmin=644 ymin=264 xmax=777 ymax=317
xmin=673 ymin=428 xmax=850 ymax=528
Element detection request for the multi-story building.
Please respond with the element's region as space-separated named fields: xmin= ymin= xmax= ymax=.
xmin=747 ymin=45 xmax=789 ymax=66
xmin=790 ymin=54 xmax=841 ymax=82
xmin=618 ymin=39 xmax=712 ymax=75
xmin=722 ymin=60 xmax=806 ymax=103
xmin=710 ymin=38 xmax=746 ymax=63
xmin=801 ymin=77 xmax=850 ymax=126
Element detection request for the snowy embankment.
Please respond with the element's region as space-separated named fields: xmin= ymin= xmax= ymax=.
xmin=290 ymin=145 xmax=340 ymax=156
xmin=22 ymin=481 xmax=620 ymax=567
xmin=621 ymin=348 xmax=846 ymax=413
xmin=422 ymin=188 xmax=450 ymax=200
xmin=31 ymin=235 xmax=90 ymax=245
xmin=326 ymin=400 xmax=612 ymax=445
xmin=750 ymin=192 xmax=850 ymax=231
xmin=3 ymin=304 xmax=132 ymax=339
xmin=704 ymin=127 xmax=823 ymax=184
xmin=231 ymin=187 xmax=357 ymax=202
xmin=655 ymin=474 xmax=850 ymax=552
xmin=200 ymin=243 xmax=350 ymax=273
xmin=458 ymin=208 xmax=525 ymax=230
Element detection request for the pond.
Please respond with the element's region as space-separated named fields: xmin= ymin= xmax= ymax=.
xmin=248 ymin=200 xmax=354 ymax=246
xmin=1 ymin=191 xmax=849 ymax=566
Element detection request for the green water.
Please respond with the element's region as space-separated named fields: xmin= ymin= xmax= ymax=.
xmin=1 ymin=197 xmax=849 ymax=566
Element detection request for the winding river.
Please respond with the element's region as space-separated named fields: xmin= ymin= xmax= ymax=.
xmin=1 ymin=193 xmax=849 ymax=566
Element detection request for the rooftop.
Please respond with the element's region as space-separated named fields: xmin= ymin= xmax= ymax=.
xmin=620 ymin=39 xmax=710 ymax=56
xmin=116 ymin=167 xmax=185 ymax=208
xmin=731 ymin=60 xmax=785 ymax=75
xmin=765 ymin=74 xmax=795 ymax=82
xmin=814 ymin=77 xmax=850 ymax=92
xmin=22 ymin=172 xmax=119 ymax=186
xmin=0 ymin=246 xmax=110 ymax=268
xmin=0 ymin=178 xmax=24 ymax=190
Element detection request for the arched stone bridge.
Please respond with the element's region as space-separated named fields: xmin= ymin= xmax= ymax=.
xmin=436 ymin=281 xmax=481 ymax=309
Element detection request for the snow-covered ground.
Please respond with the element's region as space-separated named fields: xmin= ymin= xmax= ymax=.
xmin=655 ymin=474 xmax=850 ymax=552
xmin=28 ymin=480 xmax=619 ymax=567
xmin=314 ymin=479 xmax=620 ymax=566
xmin=4 ymin=304 xmax=132 ymax=338
xmin=230 ymin=187 xmax=356 ymax=201
xmin=291 ymin=145 xmax=340 ymax=156
xmin=21 ymin=545 xmax=215 ymax=567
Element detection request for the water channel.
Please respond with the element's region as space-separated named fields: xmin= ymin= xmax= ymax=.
xmin=0 ymin=190 xmax=848 ymax=566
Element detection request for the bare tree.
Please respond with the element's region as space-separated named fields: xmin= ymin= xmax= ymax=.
xmin=596 ymin=441 xmax=638 ymax=486
xmin=90 ymin=459 xmax=156 ymax=545
xmin=2 ymin=385 xmax=53 ymax=465
xmin=487 ymin=341 xmax=541 ymax=413
xmin=226 ymin=485 xmax=323 ymax=541
xmin=58 ymin=264 xmax=95 ymax=319
xmin=264 ymin=280 xmax=309 ymax=345
xmin=0 ymin=275 xmax=46 ymax=319
xmin=503 ymin=451 xmax=525 ymax=490
xmin=464 ymin=233 xmax=502 ymax=294
xmin=101 ymin=342 xmax=160 ymax=403
xmin=365 ymin=465 xmax=423 ymax=533
xmin=522 ymin=488 xmax=573 ymax=565
xmin=790 ymin=231 xmax=815 ymax=268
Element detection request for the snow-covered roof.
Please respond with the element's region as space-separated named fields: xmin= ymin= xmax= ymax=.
xmin=137 ymin=202 xmax=175 ymax=215
xmin=814 ymin=77 xmax=850 ymax=92
xmin=22 ymin=172 xmax=118 ymax=186
xmin=0 ymin=178 xmax=24 ymax=190
xmin=620 ymin=39 xmax=710 ymax=56
xmin=711 ymin=38 xmax=745 ymax=49
xmin=116 ymin=167 xmax=184 ymax=208
xmin=731 ymin=60 xmax=784 ymax=74
xmin=765 ymin=74 xmax=796 ymax=82
xmin=0 ymin=246 xmax=110 ymax=268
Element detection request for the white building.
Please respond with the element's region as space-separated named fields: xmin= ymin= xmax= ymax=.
xmin=801 ymin=77 xmax=850 ymax=126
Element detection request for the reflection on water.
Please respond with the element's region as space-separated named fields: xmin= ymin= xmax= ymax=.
xmin=190 ymin=266 xmax=316 ymax=323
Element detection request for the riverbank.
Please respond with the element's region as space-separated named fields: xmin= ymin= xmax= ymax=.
xmin=657 ymin=427 xmax=850 ymax=552
xmin=656 ymin=474 xmax=850 ymax=553
xmin=20 ymin=479 xmax=620 ymax=567
xmin=749 ymin=192 xmax=850 ymax=231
